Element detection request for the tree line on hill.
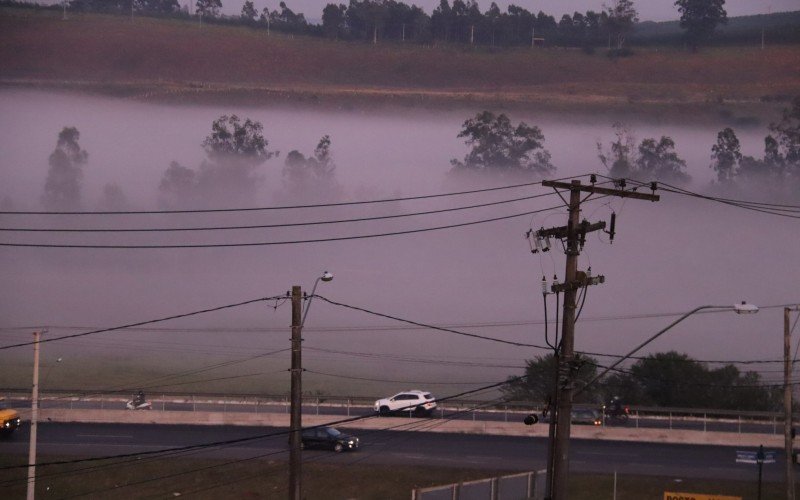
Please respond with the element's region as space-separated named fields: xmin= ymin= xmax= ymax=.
xmin=8 ymin=0 xmax=797 ymax=50
xmin=31 ymin=96 xmax=799 ymax=214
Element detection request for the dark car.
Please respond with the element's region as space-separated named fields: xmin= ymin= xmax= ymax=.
xmin=300 ymin=427 xmax=360 ymax=452
xmin=571 ymin=408 xmax=602 ymax=426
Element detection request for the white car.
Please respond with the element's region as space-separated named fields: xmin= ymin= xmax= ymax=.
xmin=374 ymin=390 xmax=437 ymax=417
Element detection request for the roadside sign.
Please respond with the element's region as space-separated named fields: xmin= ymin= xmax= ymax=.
xmin=664 ymin=493 xmax=741 ymax=500
xmin=736 ymin=450 xmax=776 ymax=464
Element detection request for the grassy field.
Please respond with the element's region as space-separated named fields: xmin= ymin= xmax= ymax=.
xmin=1 ymin=7 xmax=798 ymax=114
xmin=0 ymin=453 xmax=793 ymax=499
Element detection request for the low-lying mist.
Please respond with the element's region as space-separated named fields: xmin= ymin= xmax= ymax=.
xmin=0 ymin=89 xmax=797 ymax=399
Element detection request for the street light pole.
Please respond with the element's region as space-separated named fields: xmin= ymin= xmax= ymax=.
xmin=785 ymin=305 xmax=799 ymax=500
xmin=289 ymin=286 xmax=302 ymax=500
xmin=289 ymin=271 xmax=333 ymax=500
xmin=27 ymin=330 xmax=42 ymax=500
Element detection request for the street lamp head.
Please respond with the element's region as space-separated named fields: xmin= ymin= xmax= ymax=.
xmin=320 ymin=271 xmax=334 ymax=282
xmin=733 ymin=302 xmax=759 ymax=314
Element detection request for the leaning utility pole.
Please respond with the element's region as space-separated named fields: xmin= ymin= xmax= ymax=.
xmin=785 ymin=306 xmax=799 ymax=500
xmin=540 ymin=179 xmax=659 ymax=500
xmin=289 ymin=286 xmax=303 ymax=500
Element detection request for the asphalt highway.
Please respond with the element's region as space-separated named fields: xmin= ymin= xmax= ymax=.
xmin=0 ymin=422 xmax=788 ymax=482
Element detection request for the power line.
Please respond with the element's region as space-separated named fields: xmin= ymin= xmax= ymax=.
xmin=613 ymin=177 xmax=800 ymax=219
xmin=0 ymin=191 xmax=560 ymax=233
xmin=0 ymin=204 xmax=567 ymax=249
xmin=0 ymin=295 xmax=286 ymax=351
xmin=0 ymin=177 xmax=587 ymax=216
xmin=313 ymin=295 xmax=549 ymax=349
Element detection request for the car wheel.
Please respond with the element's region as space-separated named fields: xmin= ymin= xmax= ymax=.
xmin=379 ymin=406 xmax=390 ymax=416
xmin=334 ymin=442 xmax=343 ymax=453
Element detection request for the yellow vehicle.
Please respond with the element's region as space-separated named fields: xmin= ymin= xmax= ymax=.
xmin=0 ymin=399 xmax=21 ymax=437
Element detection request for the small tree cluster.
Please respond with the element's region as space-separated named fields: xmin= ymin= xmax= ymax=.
xmin=158 ymin=114 xmax=277 ymax=208
xmin=710 ymin=97 xmax=800 ymax=195
xmin=506 ymin=351 xmax=781 ymax=412
xmin=280 ymin=135 xmax=343 ymax=202
xmin=597 ymin=123 xmax=691 ymax=184
xmin=42 ymin=127 xmax=89 ymax=211
xmin=451 ymin=111 xmax=554 ymax=178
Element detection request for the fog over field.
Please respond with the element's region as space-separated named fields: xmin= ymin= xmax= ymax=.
xmin=0 ymin=89 xmax=797 ymax=398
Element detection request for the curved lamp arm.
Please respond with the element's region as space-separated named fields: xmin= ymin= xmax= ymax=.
xmin=576 ymin=303 xmax=756 ymax=397
xmin=301 ymin=271 xmax=333 ymax=327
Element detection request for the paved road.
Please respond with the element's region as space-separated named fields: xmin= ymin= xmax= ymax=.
xmin=13 ymin=397 xmax=783 ymax=435
xmin=0 ymin=422 xmax=789 ymax=482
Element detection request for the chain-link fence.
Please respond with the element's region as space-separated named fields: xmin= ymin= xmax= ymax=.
xmin=412 ymin=470 xmax=546 ymax=500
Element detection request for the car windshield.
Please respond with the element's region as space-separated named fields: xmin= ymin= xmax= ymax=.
xmin=325 ymin=428 xmax=341 ymax=437
xmin=423 ymin=393 xmax=433 ymax=399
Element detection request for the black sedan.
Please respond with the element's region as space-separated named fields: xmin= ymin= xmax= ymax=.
xmin=300 ymin=426 xmax=360 ymax=452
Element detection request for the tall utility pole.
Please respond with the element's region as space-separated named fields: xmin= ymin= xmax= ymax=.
xmin=541 ymin=179 xmax=659 ymax=500
xmin=289 ymin=286 xmax=302 ymax=500
xmin=785 ymin=306 xmax=799 ymax=500
xmin=27 ymin=330 xmax=41 ymax=500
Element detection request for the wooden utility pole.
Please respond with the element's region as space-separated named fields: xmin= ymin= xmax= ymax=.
xmin=541 ymin=179 xmax=659 ymax=500
xmin=785 ymin=306 xmax=799 ymax=500
xmin=27 ymin=330 xmax=41 ymax=500
xmin=289 ymin=286 xmax=302 ymax=500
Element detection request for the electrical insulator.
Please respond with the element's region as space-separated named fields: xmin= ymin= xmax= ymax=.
xmin=590 ymin=174 xmax=597 ymax=184
xmin=586 ymin=267 xmax=592 ymax=279
xmin=541 ymin=235 xmax=551 ymax=252
xmin=609 ymin=212 xmax=616 ymax=243
xmin=541 ymin=276 xmax=548 ymax=295
xmin=526 ymin=230 xmax=537 ymax=253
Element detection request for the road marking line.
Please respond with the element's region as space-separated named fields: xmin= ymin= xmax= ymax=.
xmin=76 ymin=434 xmax=134 ymax=439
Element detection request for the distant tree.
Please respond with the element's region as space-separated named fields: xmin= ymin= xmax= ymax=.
xmin=97 ymin=183 xmax=130 ymax=211
xmin=195 ymin=0 xmax=221 ymax=18
xmin=674 ymin=0 xmax=728 ymax=51
xmin=710 ymin=127 xmax=742 ymax=183
xmin=767 ymin=96 xmax=800 ymax=171
xmin=322 ymin=3 xmax=347 ymax=38
xmin=42 ymin=127 xmax=88 ymax=211
xmin=608 ymin=351 xmax=781 ymax=411
xmin=158 ymin=115 xmax=276 ymax=208
xmin=158 ymin=161 xmax=198 ymax=209
xmin=280 ymin=135 xmax=342 ymax=201
xmin=202 ymin=114 xmax=275 ymax=163
xmin=431 ymin=0 xmax=453 ymax=41
xmin=138 ymin=0 xmax=180 ymax=13
xmin=597 ymin=122 xmax=635 ymax=178
xmin=240 ymin=0 xmax=257 ymax=21
xmin=269 ymin=1 xmax=308 ymax=33
xmin=635 ymin=136 xmax=690 ymax=184
xmin=501 ymin=353 xmax=598 ymax=405
xmin=603 ymin=0 xmax=638 ymax=49
xmin=598 ymin=125 xmax=688 ymax=183
xmin=451 ymin=111 xmax=554 ymax=177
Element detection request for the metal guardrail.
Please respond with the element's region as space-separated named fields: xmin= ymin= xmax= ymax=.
xmin=2 ymin=390 xmax=791 ymax=434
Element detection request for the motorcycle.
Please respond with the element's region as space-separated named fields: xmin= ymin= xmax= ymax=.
xmin=126 ymin=393 xmax=152 ymax=410
xmin=602 ymin=399 xmax=630 ymax=424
